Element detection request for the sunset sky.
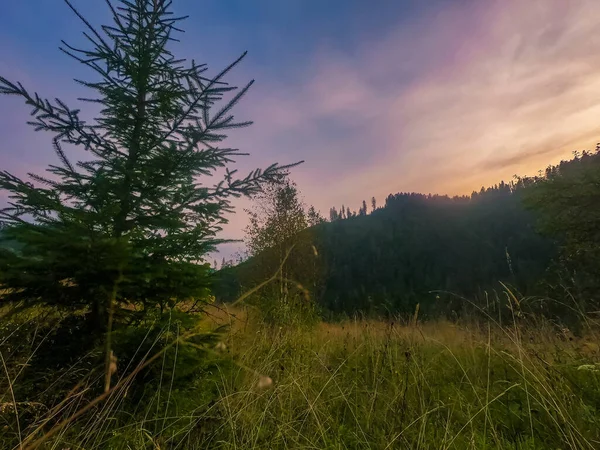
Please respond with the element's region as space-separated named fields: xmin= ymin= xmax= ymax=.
xmin=2 ymin=0 xmax=600 ymax=260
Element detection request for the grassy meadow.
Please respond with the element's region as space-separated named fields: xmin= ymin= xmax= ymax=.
xmin=2 ymin=301 xmax=600 ymax=449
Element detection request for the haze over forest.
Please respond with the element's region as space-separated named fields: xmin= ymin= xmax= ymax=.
xmin=3 ymin=0 xmax=600 ymax=261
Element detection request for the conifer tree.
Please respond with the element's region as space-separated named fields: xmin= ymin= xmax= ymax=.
xmin=329 ymin=207 xmax=339 ymax=221
xmin=360 ymin=200 xmax=367 ymax=216
xmin=0 ymin=0 xmax=296 ymax=330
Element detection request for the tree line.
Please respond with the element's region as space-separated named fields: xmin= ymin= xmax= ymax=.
xmin=215 ymin=149 xmax=600 ymax=323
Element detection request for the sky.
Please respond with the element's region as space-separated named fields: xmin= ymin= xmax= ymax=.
xmin=2 ymin=0 xmax=600 ymax=261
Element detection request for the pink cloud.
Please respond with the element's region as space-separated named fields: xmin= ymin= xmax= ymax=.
xmin=211 ymin=0 xmax=600 ymax=253
xmin=5 ymin=0 xmax=600 ymax=256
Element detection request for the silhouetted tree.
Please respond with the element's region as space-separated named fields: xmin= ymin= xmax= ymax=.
xmin=360 ymin=200 xmax=367 ymax=216
xmin=329 ymin=207 xmax=339 ymax=221
xmin=307 ymin=206 xmax=326 ymax=226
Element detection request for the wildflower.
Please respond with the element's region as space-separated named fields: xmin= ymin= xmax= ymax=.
xmin=257 ymin=375 xmax=273 ymax=389
xmin=215 ymin=342 xmax=227 ymax=352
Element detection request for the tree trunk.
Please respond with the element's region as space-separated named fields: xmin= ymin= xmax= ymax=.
xmin=90 ymin=293 xmax=108 ymax=334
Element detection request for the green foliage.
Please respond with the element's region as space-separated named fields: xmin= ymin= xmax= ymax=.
xmin=521 ymin=149 xmax=600 ymax=256
xmin=242 ymin=176 xmax=322 ymax=325
xmin=521 ymin=148 xmax=600 ymax=309
xmin=307 ymin=205 xmax=326 ymax=227
xmin=244 ymin=176 xmax=308 ymax=257
xmin=0 ymin=0 xmax=295 ymax=329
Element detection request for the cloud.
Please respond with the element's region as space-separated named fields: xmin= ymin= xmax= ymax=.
xmin=387 ymin=0 xmax=600 ymax=190
xmin=230 ymin=0 xmax=600 ymax=209
xmin=200 ymin=0 xmax=600 ymax=254
xmin=4 ymin=0 xmax=600 ymax=256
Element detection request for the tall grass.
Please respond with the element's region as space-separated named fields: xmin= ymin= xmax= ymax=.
xmin=215 ymin=310 xmax=600 ymax=449
xmin=1 ymin=302 xmax=600 ymax=449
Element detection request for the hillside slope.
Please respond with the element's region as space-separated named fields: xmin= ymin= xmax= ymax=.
xmin=214 ymin=182 xmax=555 ymax=317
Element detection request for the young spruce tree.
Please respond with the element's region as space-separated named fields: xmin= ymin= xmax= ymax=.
xmin=0 ymin=0 xmax=295 ymax=331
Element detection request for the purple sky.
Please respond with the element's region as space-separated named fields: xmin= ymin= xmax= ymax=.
xmin=2 ymin=0 xmax=600 ymax=262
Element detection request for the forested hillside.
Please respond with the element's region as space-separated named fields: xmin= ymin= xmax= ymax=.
xmin=312 ymin=184 xmax=554 ymax=317
xmin=214 ymin=151 xmax=600 ymax=319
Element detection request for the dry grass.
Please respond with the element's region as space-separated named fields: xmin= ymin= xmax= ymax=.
xmin=213 ymin=310 xmax=600 ymax=449
xmin=2 ymin=303 xmax=600 ymax=449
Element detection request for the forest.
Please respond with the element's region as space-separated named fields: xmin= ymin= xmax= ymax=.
xmin=1 ymin=1 xmax=600 ymax=449
xmin=215 ymin=150 xmax=599 ymax=324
